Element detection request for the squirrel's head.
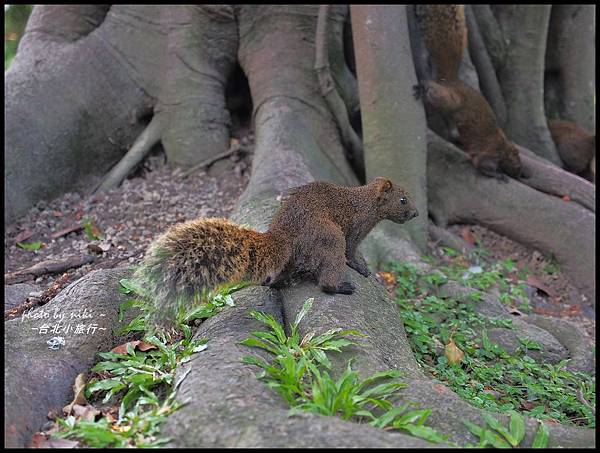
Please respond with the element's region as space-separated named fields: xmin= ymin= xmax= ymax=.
xmin=370 ymin=177 xmax=419 ymax=223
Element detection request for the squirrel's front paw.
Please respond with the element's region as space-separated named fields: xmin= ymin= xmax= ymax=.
xmin=413 ymin=83 xmax=426 ymax=100
xmin=347 ymin=260 xmax=370 ymax=277
xmin=321 ymin=281 xmax=355 ymax=295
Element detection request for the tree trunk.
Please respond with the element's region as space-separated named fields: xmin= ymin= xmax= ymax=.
xmin=465 ymin=5 xmax=507 ymax=127
xmin=494 ymin=5 xmax=561 ymax=165
xmin=351 ymin=5 xmax=428 ymax=251
xmin=4 ymin=5 xmax=159 ymax=223
xmin=545 ymin=5 xmax=596 ymax=131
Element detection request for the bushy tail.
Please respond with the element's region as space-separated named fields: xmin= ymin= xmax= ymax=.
xmin=415 ymin=5 xmax=466 ymax=82
xmin=132 ymin=218 xmax=278 ymax=328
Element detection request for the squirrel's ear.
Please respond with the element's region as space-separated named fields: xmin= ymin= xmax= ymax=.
xmin=373 ymin=177 xmax=393 ymax=195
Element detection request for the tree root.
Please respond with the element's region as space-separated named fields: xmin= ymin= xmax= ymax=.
xmin=470 ymin=5 xmax=506 ymax=71
xmin=428 ymin=221 xmax=475 ymax=256
xmin=525 ymin=314 xmax=595 ymax=374
xmin=315 ymin=5 xmax=365 ymax=179
xmin=96 ymin=115 xmax=162 ymax=192
xmin=4 ymin=255 xmax=94 ymax=284
xmin=518 ymin=146 xmax=595 ymax=213
xmin=181 ymin=141 xmax=244 ymax=179
xmin=465 ymin=5 xmax=507 ymax=127
xmin=427 ymin=131 xmax=595 ymax=303
xmin=4 ymin=268 xmax=135 ymax=447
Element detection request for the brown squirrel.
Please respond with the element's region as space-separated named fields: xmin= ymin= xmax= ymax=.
xmin=548 ymin=120 xmax=595 ymax=177
xmin=135 ymin=177 xmax=418 ymax=324
xmin=414 ymin=79 xmax=521 ymax=179
xmin=414 ymin=5 xmax=522 ymax=180
xmin=414 ymin=5 xmax=467 ymax=82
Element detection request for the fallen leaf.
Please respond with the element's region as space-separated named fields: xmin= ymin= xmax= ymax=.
xmin=532 ymin=307 xmax=559 ymax=316
xmin=111 ymin=340 xmax=157 ymax=354
xmin=558 ymin=305 xmax=581 ymax=317
xmin=63 ymin=373 xmax=88 ymax=415
xmin=87 ymin=244 xmax=104 ymax=254
xmin=72 ymin=404 xmax=100 ymax=422
xmin=507 ymin=274 xmax=520 ymax=284
xmin=377 ymin=271 xmax=396 ymax=286
xmin=445 ymin=338 xmax=464 ymax=365
xmin=525 ymin=276 xmax=556 ymax=298
xmin=112 ymin=340 xmax=140 ymax=354
xmin=460 ymin=227 xmax=476 ymax=245
xmin=16 ymin=241 xmax=44 ymax=250
xmin=138 ymin=341 xmax=158 ymax=351
xmin=520 ymin=401 xmax=535 ymax=410
xmin=30 ymin=433 xmax=48 ymax=448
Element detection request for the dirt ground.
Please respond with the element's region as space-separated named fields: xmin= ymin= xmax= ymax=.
xmin=4 ymin=138 xmax=595 ymax=341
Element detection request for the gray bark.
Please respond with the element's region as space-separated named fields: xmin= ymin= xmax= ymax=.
xmin=351 ymin=5 xmax=428 ymax=251
xmin=5 ymin=5 xmax=161 ymax=223
xmin=494 ymin=5 xmax=561 ymax=164
xmin=465 ymin=5 xmax=507 ymax=127
xmin=5 ymin=5 xmax=241 ymax=223
xmin=545 ymin=5 xmax=596 ymax=131
xmin=4 ymin=268 xmax=135 ymax=448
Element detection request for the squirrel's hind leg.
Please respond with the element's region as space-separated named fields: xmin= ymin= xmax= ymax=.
xmin=314 ymin=223 xmax=356 ymax=295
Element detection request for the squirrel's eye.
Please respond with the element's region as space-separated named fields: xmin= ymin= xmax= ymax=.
xmin=400 ymin=197 xmax=407 ymax=205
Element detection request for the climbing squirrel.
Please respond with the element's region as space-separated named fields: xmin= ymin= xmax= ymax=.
xmin=414 ymin=80 xmax=521 ymax=179
xmin=413 ymin=5 xmax=522 ymax=180
xmin=135 ymin=177 xmax=418 ymax=324
xmin=548 ymin=120 xmax=595 ymax=179
xmin=414 ymin=5 xmax=467 ymax=82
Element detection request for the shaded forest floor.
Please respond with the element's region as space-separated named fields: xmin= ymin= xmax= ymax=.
xmin=4 ymin=133 xmax=594 ymax=342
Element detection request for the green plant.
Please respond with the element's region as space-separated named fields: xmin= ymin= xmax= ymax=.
xmin=81 ymin=216 xmax=101 ymax=241
xmin=16 ymin=240 xmax=43 ymax=250
xmin=5 ymin=5 xmax=32 ymax=70
xmin=118 ymin=278 xmax=248 ymax=334
xmin=387 ymin=260 xmax=596 ymax=429
xmin=50 ymin=277 xmax=227 ymax=447
xmin=51 ymin=326 xmax=203 ymax=447
xmin=53 ymin=381 xmax=183 ymax=448
xmin=241 ymin=298 xmax=448 ymax=444
xmin=464 ymin=412 xmax=549 ymax=448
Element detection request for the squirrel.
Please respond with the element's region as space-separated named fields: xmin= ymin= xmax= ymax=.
xmin=414 ymin=5 xmax=467 ymax=82
xmin=413 ymin=5 xmax=522 ymax=180
xmin=135 ymin=177 xmax=419 ymax=325
xmin=414 ymin=79 xmax=521 ymax=179
xmin=548 ymin=120 xmax=595 ymax=178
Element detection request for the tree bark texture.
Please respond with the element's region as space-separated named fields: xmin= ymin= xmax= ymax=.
xmin=545 ymin=5 xmax=596 ymax=131
xmin=494 ymin=5 xmax=562 ymax=165
xmin=351 ymin=5 xmax=428 ymax=251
